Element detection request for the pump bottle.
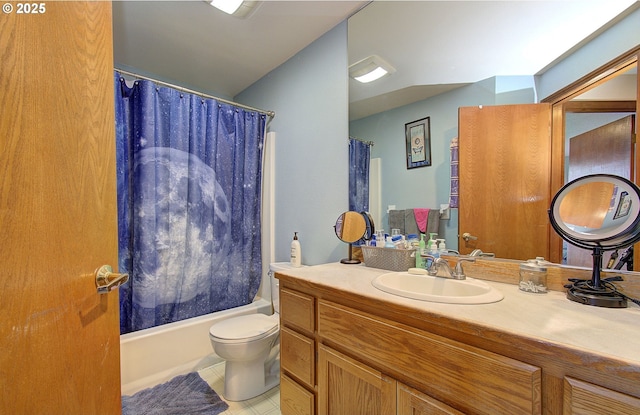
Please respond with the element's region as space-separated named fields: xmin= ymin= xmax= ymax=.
xmin=437 ymin=239 xmax=447 ymax=256
xmin=416 ymin=234 xmax=426 ymax=269
xmin=290 ymin=232 xmax=301 ymax=267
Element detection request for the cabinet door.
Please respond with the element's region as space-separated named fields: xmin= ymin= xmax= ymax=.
xmin=398 ymin=383 xmax=465 ymax=415
xmin=564 ymin=377 xmax=640 ymax=415
xmin=318 ymin=344 xmax=396 ymax=415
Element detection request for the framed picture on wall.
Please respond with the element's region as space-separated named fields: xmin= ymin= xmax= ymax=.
xmin=405 ymin=116 xmax=431 ymax=169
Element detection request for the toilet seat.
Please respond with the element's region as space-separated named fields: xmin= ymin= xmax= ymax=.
xmin=209 ymin=314 xmax=278 ymax=344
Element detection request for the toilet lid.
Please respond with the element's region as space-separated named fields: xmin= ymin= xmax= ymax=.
xmin=209 ymin=314 xmax=278 ymax=341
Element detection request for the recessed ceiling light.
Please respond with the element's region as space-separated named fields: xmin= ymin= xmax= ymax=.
xmin=349 ymin=55 xmax=395 ymax=83
xmin=207 ymin=0 xmax=258 ymax=18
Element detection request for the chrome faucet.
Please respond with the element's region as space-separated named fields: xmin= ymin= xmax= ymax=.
xmin=424 ymin=256 xmax=476 ymax=280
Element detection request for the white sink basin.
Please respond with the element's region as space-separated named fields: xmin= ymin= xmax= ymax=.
xmin=371 ymin=271 xmax=503 ymax=304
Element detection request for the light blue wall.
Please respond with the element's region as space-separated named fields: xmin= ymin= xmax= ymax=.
xmin=236 ymin=22 xmax=350 ymax=265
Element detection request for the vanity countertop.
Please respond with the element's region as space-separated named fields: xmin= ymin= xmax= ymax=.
xmin=275 ymin=262 xmax=640 ymax=366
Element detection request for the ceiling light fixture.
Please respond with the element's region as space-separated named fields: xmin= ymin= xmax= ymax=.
xmin=349 ymin=55 xmax=395 ymax=83
xmin=207 ymin=0 xmax=258 ymax=18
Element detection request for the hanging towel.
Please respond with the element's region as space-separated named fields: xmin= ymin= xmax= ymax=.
xmin=449 ymin=137 xmax=459 ymax=208
xmin=404 ymin=209 xmax=419 ymax=235
xmin=413 ymin=208 xmax=429 ymax=233
xmin=388 ymin=210 xmax=405 ymax=234
xmin=426 ymin=209 xmax=440 ymax=236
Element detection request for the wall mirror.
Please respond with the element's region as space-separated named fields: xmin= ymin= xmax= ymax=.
xmin=547 ymin=48 xmax=639 ymax=267
xmin=561 ymin=63 xmax=637 ymax=268
xmin=334 ymin=211 xmax=374 ymax=264
xmin=549 ymin=174 xmax=640 ymax=307
xmin=349 ymin=2 xmax=639 ymax=266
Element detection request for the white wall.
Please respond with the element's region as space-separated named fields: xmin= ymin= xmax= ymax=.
xmin=236 ymin=22 xmax=350 ymax=265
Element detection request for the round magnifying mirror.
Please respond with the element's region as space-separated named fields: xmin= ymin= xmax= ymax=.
xmin=334 ymin=211 xmax=374 ymax=264
xmin=548 ymin=174 xmax=640 ymax=308
xmin=549 ymin=174 xmax=640 ymax=250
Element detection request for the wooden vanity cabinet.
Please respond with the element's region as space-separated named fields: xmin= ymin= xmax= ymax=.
xmin=317 ymin=299 xmax=541 ymax=415
xmin=278 ymin=278 xmax=640 ymax=415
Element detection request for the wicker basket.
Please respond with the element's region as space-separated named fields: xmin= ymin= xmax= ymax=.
xmin=361 ymin=246 xmax=417 ymax=272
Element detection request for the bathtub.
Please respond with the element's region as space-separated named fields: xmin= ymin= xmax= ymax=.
xmin=120 ymin=297 xmax=273 ymax=395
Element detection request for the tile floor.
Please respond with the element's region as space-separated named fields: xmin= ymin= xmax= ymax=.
xmin=198 ymin=362 xmax=281 ymax=415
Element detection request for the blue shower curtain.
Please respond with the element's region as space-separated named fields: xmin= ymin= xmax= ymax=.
xmin=115 ymin=73 xmax=266 ymax=334
xmin=348 ymin=138 xmax=371 ymax=213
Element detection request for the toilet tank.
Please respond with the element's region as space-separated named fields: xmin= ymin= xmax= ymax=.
xmin=269 ymin=262 xmax=305 ymax=314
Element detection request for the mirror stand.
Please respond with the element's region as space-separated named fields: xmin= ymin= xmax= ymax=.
xmin=550 ymin=174 xmax=640 ymax=308
xmin=334 ymin=211 xmax=374 ymax=265
xmin=340 ymin=244 xmax=361 ymax=265
xmin=566 ymin=247 xmax=627 ymax=308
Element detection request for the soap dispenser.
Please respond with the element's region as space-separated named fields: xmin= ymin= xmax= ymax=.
xmin=416 ymin=234 xmax=426 ymax=269
xmin=290 ymin=232 xmax=301 ymax=267
xmin=437 ymin=239 xmax=447 ymax=256
xmin=429 ymin=239 xmax=439 ymax=258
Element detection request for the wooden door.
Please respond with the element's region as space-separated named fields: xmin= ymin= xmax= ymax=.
xmin=0 ymin=2 xmax=121 ymax=414
xmin=317 ymin=344 xmax=396 ymax=415
xmin=458 ymin=104 xmax=552 ymax=261
xmin=566 ymin=115 xmax=634 ymax=268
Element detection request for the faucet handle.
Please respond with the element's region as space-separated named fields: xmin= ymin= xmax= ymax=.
xmin=453 ymin=257 xmax=476 ymax=278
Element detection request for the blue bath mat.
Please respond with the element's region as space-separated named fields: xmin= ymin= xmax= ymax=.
xmin=122 ymin=372 xmax=229 ymax=415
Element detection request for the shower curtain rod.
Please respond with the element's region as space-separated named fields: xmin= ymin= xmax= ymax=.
xmin=115 ymin=68 xmax=276 ymax=120
xmin=349 ymin=135 xmax=374 ymax=146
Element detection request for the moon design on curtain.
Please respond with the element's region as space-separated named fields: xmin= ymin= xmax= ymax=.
xmin=115 ymin=73 xmax=266 ymax=334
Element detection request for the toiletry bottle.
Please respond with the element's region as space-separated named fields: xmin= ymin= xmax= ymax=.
xmin=438 ymin=239 xmax=447 ymax=256
xmin=425 ymin=238 xmax=439 ymax=269
xmin=429 ymin=238 xmax=439 ymax=259
xmin=290 ymin=232 xmax=301 ymax=267
xmin=384 ymin=236 xmax=395 ymax=249
xmin=416 ymin=234 xmax=426 ymax=268
xmin=427 ymin=233 xmax=437 ymax=253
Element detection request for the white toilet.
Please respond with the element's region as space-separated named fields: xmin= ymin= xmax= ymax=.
xmin=209 ymin=262 xmax=294 ymax=401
